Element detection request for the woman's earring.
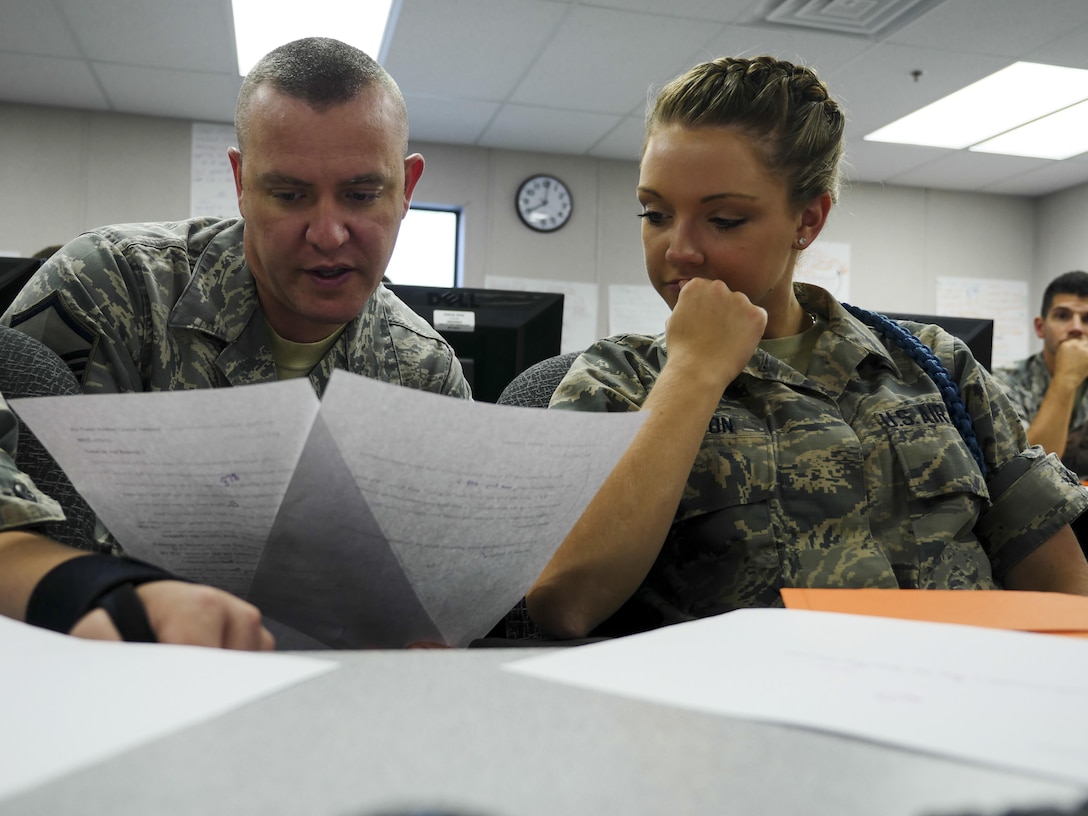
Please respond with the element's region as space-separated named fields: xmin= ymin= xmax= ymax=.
xmin=798 ymin=237 xmax=808 ymax=247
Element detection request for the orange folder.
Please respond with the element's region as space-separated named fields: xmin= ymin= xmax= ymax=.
xmin=780 ymin=588 xmax=1088 ymax=638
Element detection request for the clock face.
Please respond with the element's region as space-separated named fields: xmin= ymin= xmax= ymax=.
xmin=516 ymin=174 xmax=572 ymax=232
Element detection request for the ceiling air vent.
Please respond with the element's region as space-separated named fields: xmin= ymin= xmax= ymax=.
xmin=753 ymin=0 xmax=948 ymax=38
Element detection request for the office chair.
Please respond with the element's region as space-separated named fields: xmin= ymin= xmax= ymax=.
xmin=495 ymin=350 xmax=582 ymax=409
xmin=482 ymin=350 xmax=583 ymax=642
xmin=0 ymin=325 xmax=101 ymax=552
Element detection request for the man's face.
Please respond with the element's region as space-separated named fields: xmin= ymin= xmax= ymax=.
xmin=1036 ymin=293 xmax=1088 ymax=366
xmin=229 ymin=85 xmax=424 ymax=343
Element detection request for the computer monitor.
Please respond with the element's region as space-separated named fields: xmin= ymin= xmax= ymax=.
xmin=386 ymin=284 xmax=565 ymax=402
xmin=881 ymin=312 xmax=995 ymax=371
xmin=0 ymin=257 xmax=44 ymax=315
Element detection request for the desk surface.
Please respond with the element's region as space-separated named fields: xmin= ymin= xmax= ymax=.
xmin=4 ymin=648 xmax=1085 ymax=816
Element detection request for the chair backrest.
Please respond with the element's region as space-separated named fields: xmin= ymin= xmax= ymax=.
xmin=492 ymin=350 xmax=582 ymax=640
xmin=0 ymin=325 xmax=100 ymax=551
xmin=496 ymin=350 xmax=581 ymax=409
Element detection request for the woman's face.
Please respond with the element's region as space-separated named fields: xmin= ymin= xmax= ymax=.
xmin=638 ymin=124 xmax=812 ymax=318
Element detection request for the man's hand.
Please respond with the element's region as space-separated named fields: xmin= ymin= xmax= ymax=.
xmin=1052 ymin=336 xmax=1088 ymax=387
xmin=69 ymin=580 xmax=275 ymax=651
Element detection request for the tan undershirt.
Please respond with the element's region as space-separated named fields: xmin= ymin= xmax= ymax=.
xmin=758 ymin=312 xmax=825 ymax=375
xmin=265 ymin=319 xmax=347 ymax=380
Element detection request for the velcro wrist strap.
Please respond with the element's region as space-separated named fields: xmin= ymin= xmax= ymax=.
xmin=96 ymin=582 xmax=158 ymax=643
xmin=26 ymin=554 xmax=177 ymax=637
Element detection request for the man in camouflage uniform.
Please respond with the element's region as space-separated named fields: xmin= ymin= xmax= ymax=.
xmin=0 ymin=393 xmax=273 ymax=647
xmin=0 ymin=37 xmax=467 ymax=645
xmin=1 ymin=37 xmax=469 ymax=401
xmin=993 ymin=271 xmax=1088 ymax=478
xmin=540 ymin=284 xmax=1088 ymax=638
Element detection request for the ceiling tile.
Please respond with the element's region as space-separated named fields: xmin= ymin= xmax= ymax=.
xmin=841 ymin=140 xmax=951 ymax=185
xmin=56 ymin=0 xmax=237 ymax=73
xmin=587 ymin=116 xmax=644 ymax=162
xmin=1022 ymin=24 xmax=1088 ymax=71
xmin=824 ymin=44 xmax=1011 ymax=137
xmin=888 ymin=0 xmax=1088 ymax=57
xmin=479 ymin=105 xmax=622 ymax=155
xmin=510 ymin=5 xmax=718 ymax=115
xmin=699 ymin=22 xmax=873 ymax=75
xmin=0 ymin=53 xmax=109 ymax=110
xmin=884 ymin=150 xmax=1054 ymax=193
xmin=384 ymin=0 xmax=569 ymax=100
xmin=94 ymin=63 xmax=240 ymax=122
xmin=0 ymin=1 xmax=82 ymax=57
xmin=982 ymin=159 xmax=1088 ymax=198
xmin=585 ymin=0 xmax=755 ymax=23
xmin=404 ymin=95 xmax=501 ymax=146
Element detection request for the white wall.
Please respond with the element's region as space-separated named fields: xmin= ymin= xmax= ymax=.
xmin=0 ymin=100 xmax=1064 ymax=352
xmin=1036 ymin=183 xmax=1088 ymax=332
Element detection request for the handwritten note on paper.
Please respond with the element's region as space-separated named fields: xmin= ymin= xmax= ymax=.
xmin=505 ymin=608 xmax=1088 ymax=787
xmin=12 ymin=379 xmax=320 ymax=595
xmin=608 ymin=284 xmax=671 ymax=336
xmin=12 ymin=372 xmax=644 ymax=648
xmin=937 ymin=276 xmax=1030 ymax=368
xmin=190 ymin=122 xmax=238 ymax=219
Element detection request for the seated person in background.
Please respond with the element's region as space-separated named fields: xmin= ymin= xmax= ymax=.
xmin=0 ymin=393 xmax=273 ymax=648
xmin=993 ymin=271 xmax=1088 ymax=478
xmin=526 ymin=55 xmax=1088 ymax=640
xmin=1 ymin=36 xmax=469 ymax=400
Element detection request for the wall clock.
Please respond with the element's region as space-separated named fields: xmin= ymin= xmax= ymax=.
xmin=516 ymin=174 xmax=572 ymax=232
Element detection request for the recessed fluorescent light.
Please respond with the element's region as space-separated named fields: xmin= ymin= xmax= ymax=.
xmin=232 ymin=0 xmax=397 ymax=76
xmin=864 ymin=62 xmax=1088 ymax=150
xmin=971 ymin=99 xmax=1088 ymax=160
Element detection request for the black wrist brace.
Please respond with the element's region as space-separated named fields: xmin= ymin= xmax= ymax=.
xmin=26 ymin=555 xmax=179 ymax=643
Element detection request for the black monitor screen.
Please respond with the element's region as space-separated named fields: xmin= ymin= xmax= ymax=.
xmin=386 ymin=284 xmax=564 ymax=402
xmin=882 ymin=312 xmax=995 ymax=371
xmin=0 ymin=257 xmax=44 ymax=315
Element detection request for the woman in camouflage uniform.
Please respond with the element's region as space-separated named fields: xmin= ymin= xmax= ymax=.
xmin=527 ymin=56 xmax=1088 ymax=640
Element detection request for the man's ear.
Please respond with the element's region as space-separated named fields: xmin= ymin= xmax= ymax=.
xmin=796 ymin=191 xmax=833 ymax=247
xmin=402 ymin=153 xmax=425 ymax=217
xmin=228 ymin=147 xmax=246 ymax=217
xmin=1035 ymin=315 xmax=1046 ymax=339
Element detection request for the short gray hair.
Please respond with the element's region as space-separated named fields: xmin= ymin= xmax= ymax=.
xmin=235 ymin=37 xmax=407 ymax=152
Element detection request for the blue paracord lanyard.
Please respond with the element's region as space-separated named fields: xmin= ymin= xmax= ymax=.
xmin=841 ymin=302 xmax=988 ymax=479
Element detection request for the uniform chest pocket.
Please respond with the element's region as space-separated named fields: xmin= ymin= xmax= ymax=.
xmin=674 ymin=430 xmax=776 ymax=530
xmin=887 ymin=421 xmax=989 ymax=501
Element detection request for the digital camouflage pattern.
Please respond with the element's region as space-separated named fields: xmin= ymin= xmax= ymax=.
xmin=550 ymin=284 xmax=1088 ymax=637
xmin=992 ymin=353 xmax=1088 ymax=477
xmin=0 ymin=394 xmax=65 ymax=532
xmin=0 ymin=218 xmax=471 ymax=399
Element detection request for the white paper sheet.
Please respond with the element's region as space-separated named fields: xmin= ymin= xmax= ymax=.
xmin=506 ymin=608 xmax=1088 ymax=787
xmin=12 ymin=372 xmax=644 ymax=648
xmin=189 ymin=122 xmax=238 ymax=219
xmin=607 ymin=284 xmax=670 ymax=336
xmin=0 ymin=616 xmax=335 ymax=803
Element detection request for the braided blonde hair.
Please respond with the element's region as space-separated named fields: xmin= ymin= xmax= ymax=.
xmin=646 ymin=56 xmax=845 ymax=205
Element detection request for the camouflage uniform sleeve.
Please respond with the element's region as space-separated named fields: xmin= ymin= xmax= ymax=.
xmin=372 ymin=287 xmax=473 ymax=399
xmin=989 ymin=362 xmax=1034 ymax=431
xmin=548 ymin=335 xmax=661 ymax=413
xmin=1 ymin=232 xmax=150 ymax=393
xmin=921 ymin=327 xmax=1088 ymax=577
xmin=0 ymin=395 xmax=66 ymax=532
